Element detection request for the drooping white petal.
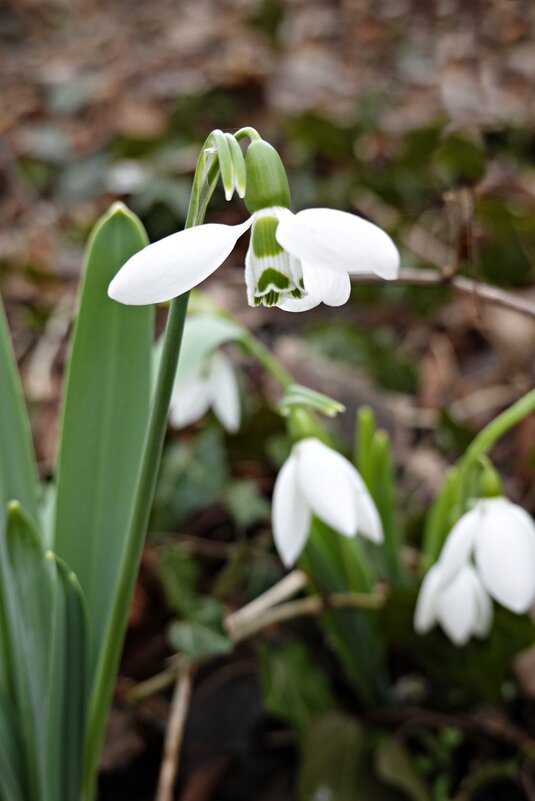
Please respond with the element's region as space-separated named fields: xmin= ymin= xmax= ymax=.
xmin=295 ymin=438 xmax=359 ymax=537
xmin=278 ymin=262 xmax=351 ymax=312
xmin=474 ymin=498 xmax=535 ymax=613
xmin=414 ymin=565 xmax=442 ymax=634
xmin=354 ymin=489 xmax=384 ymax=543
xmin=108 ymin=219 xmax=252 ymax=305
xmin=437 ymin=507 xmax=479 ymax=586
xmin=208 ymin=351 xmax=241 ymax=434
xmin=275 ymin=207 xmax=399 ymax=280
xmin=168 ymin=371 xmax=211 ymax=429
xmin=272 ymin=453 xmax=312 ymax=567
xmin=436 ymin=565 xmax=480 ymax=647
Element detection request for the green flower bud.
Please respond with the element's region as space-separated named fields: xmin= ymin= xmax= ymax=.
xmin=244 ymin=139 xmax=291 ymax=213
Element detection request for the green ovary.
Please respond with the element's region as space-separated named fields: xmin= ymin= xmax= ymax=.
xmin=252 ymin=215 xmax=285 ymax=258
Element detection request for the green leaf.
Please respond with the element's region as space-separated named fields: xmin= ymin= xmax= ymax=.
xmin=47 ymin=559 xmax=88 ymax=801
xmin=168 ymin=620 xmax=232 ymax=659
xmin=1 ymin=502 xmax=57 ymax=801
xmin=53 ymin=203 xmax=153 ymax=674
xmin=0 ymin=687 xmax=26 ymax=801
xmin=259 ymin=642 xmax=335 ymax=734
xmin=0 ymin=296 xmax=40 ymax=525
xmin=299 ymin=714 xmax=367 ymax=801
xmin=302 ymin=521 xmax=387 ymax=706
xmin=375 ymin=737 xmax=431 ymax=801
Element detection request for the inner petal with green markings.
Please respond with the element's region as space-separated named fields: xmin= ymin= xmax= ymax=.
xmin=245 ymin=208 xmax=305 ymax=308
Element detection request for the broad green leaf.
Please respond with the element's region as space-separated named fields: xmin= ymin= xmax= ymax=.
xmin=53 ymin=203 xmax=153 ymax=673
xmin=47 ymin=558 xmax=88 ymax=801
xmin=302 ymin=520 xmax=387 ymax=705
xmin=259 ymin=642 xmax=335 ymax=734
xmin=0 ymin=297 xmax=39 ymax=524
xmin=0 ymin=687 xmax=26 ymax=801
xmin=168 ymin=620 xmax=231 ymax=659
xmin=0 ymin=502 xmax=57 ymax=801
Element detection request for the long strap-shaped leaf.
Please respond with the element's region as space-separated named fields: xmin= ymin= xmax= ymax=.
xmin=0 ymin=502 xmax=56 ymax=801
xmin=0 ymin=502 xmax=89 ymax=801
xmin=53 ymin=203 xmax=153 ymax=674
xmin=47 ymin=558 xmax=89 ymax=801
xmin=0 ymin=297 xmax=40 ymax=524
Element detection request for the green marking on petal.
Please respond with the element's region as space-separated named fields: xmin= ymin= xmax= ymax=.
xmin=252 ymin=216 xmax=284 ymax=258
xmin=257 ymin=267 xmax=290 ymax=293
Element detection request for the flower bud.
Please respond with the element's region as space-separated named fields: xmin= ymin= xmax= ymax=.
xmin=244 ymin=140 xmax=291 ymax=213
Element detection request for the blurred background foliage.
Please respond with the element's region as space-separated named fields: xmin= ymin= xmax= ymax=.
xmin=1 ymin=0 xmax=535 ymax=799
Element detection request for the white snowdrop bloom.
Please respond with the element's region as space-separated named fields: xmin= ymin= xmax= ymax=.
xmin=414 ymin=562 xmax=493 ymax=647
xmin=108 ymin=205 xmax=399 ymax=312
xmin=272 ymin=437 xmax=383 ymax=567
xmin=437 ymin=497 xmax=535 ymax=614
xmin=169 ymin=350 xmax=240 ymax=433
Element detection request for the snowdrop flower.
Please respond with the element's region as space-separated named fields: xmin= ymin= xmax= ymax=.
xmin=169 ymin=350 xmax=240 ymax=433
xmin=108 ymin=139 xmax=399 ymax=311
xmin=108 ymin=206 xmax=399 ymax=312
xmin=272 ymin=437 xmax=383 ymax=567
xmin=437 ymin=497 xmax=535 ymax=614
xmin=414 ymin=562 xmax=492 ymax=647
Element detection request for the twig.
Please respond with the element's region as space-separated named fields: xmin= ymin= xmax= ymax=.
xmin=349 ymin=268 xmax=535 ymax=319
xmin=155 ymin=659 xmax=194 ymax=801
xmin=124 ymin=587 xmax=386 ymax=703
xmin=228 ymin=590 xmax=387 ymax=643
xmin=225 ymin=569 xmax=308 ymax=637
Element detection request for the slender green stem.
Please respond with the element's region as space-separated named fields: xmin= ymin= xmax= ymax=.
xmin=456 ymin=388 xmax=535 ymax=510
xmin=83 ymin=148 xmax=222 ymax=801
xmin=463 ymin=388 xmax=535 ymax=466
xmin=241 ymin=332 xmax=294 ymax=389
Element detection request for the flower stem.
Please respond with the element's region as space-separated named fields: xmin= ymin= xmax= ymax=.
xmin=464 ymin=388 xmax=535 ymax=465
xmin=456 ymin=388 xmax=535 ymax=511
xmin=83 ymin=147 xmax=221 ymax=801
xmin=241 ymin=331 xmax=294 ymax=389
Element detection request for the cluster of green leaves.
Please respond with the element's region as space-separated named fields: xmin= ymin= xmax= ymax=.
xmin=0 ymin=204 xmax=153 ymax=801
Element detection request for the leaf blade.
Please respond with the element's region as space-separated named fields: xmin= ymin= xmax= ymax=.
xmin=53 ymin=203 xmax=153 ymax=673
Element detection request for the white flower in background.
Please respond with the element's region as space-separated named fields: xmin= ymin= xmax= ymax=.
xmin=414 ymin=562 xmax=492 ymax=647
xmin=438 ymin=497 xmax=535 ymax=614
xmin=414 ymin=496 xmax=535 ymax=645
xmin=272 ymin=437 xmax=383 ymax=567
xmin=169 ymin=350 xmax=240 ymax=433
xmin=108 ymin=206 xmax=399 ymax=312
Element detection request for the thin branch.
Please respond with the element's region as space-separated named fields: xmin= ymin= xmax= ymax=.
xmin=350 ymin=268 xmax=535 ymax=319
xmin=124 ymin=587 xmax=386 ymax=703
xmin=228 ymin=590 xmax=387 ymax=644
xmin=225 ymin=569 xmax=308 ymax=637
xmin=155 ymin=659 xmax=194 ymax=801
